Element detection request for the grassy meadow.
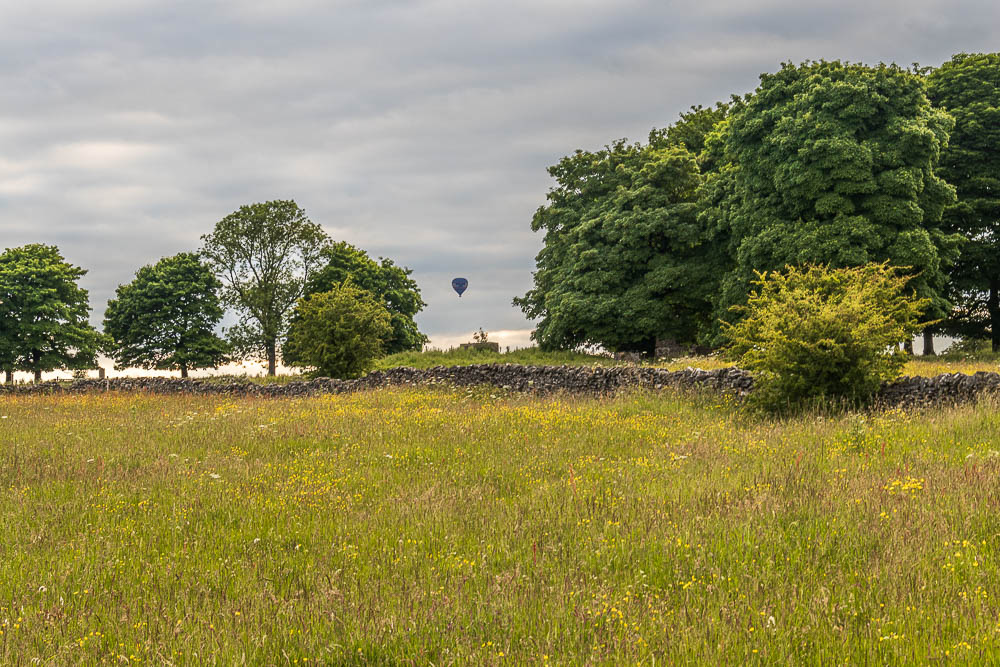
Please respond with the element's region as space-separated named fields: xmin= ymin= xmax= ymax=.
xmin=3 ymin=386 xmax=1000 ymax=663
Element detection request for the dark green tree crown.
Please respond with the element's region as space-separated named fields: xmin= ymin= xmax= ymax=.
xmin=104 ymin=252 xmax=229 ymax=374
xmin=0 ymin=243 xmax=99 ymax=375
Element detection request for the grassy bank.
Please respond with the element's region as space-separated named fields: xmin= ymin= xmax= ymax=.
xmin=373 ymin=347 xmax=619 ymax=370
xmin=3 ymin=388 xmax=1000 ymax=663
xmin=375 ymin=347 xmax=999 ymax=377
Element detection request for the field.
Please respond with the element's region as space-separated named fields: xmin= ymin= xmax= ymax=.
xmin=3 ymin=387 xmax=1000 ymax=664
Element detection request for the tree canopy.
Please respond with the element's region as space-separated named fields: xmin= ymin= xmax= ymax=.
xmin=103 ymin=253 xmax=229 ymax=377
xmin=303 ymin=242 xmax=426 ymax=355
xmin=0 ymin=244 xmax=99 ymax=382
xmin=927 ymin=53 xmax=1000 ymax=351
xmin=703 ymin=61 xmax=961 ymax=332
xmin=200 ymin=200 xmax=330 ymax=375
xmin=649 ymin=103 xmax=729 ymax=158
xmin=514 ymin=137 xmax=719 ymax=353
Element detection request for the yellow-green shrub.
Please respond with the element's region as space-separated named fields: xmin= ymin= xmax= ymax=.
xmin=724 ymin=263 xmax=927 ymax=412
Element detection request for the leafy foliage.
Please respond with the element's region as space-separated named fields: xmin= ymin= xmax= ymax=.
xmin=200 ymin=200 xmax=330 ymax=375
xmin=649 ymin=103 xmax=730 ymax=158
xmin=283 ymin=284 xmax=392 ymax=379
xmin=0 ymin=244 xmax=100 ymax=380
xmin=927 ymin=53 xmax=1000 ymax=351
xmin=103 ymin=253 xmax=229 ymax=377
xmin=516 ymin=105 xmax=730 ymax=353
xmin=516 ymin=143 xmax=716 ymax=353
xmin=703 ymin=61 xmax=961 ymax=332
xmin=304 ymin=242 xmax=426 ymax=354
xmin=724 ymin=264 xmax=927 ymax=412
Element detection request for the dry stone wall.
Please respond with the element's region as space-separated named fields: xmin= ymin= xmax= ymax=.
xmin=876 ymin=372 xmax=1000 ymax=408
xmin=0 ymin=363 xmax=997 ymax=408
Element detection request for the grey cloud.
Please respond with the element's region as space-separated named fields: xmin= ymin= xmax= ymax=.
xmin=1 ymin=0 xmax=997 ymax=340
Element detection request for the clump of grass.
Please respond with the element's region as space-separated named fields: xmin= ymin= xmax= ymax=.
xmin=374 ymin=346 xmax=620 ymax=369
xmin=3 ymin=388 xmax=1000 ymax=662
xmin=197 ymin=373 xmax=309 ymax=385
xmin=903 ymin=356 xmax=1000 ymax=377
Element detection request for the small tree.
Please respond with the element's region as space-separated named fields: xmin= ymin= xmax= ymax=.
xmin=104 ymin=253 xmax=229 ymax=378
xmin=0 ymin=244 xmax=100 ymax=382
xmin=283 ymin=284 xmax=392 ymax=379
xmin=724 ymin=263 xmax=927 ymax=412
xmin=304 ymin=242 xmax=427 ymax=354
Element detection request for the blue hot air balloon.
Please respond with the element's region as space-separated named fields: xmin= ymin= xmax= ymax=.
xmin=452 ymin=277 xmax=468 ymax=297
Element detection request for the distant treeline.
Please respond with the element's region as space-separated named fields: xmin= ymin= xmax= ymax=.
xmin=0 ymin=200 xmax=426 ymax=381
xmin=516 ymin=54 xmax=1000 ymax=355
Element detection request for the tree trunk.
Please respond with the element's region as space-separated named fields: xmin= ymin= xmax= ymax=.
xmin=267 ymin=342 xmax=277 ymax=377
xmin=32 ymin=350 xmax=41 ymax=383
xmin=180 ymin=364 xmax=188 ymax=379
xmin=903 ymin=338 xmax=914 ymax=355
xmin=990 ymin=280 xmax=1000 ymax=353
xmin=922 ymin=329 xmax=935 ymax=356
xmin=4 ymin=369 xmax=11 ymax=384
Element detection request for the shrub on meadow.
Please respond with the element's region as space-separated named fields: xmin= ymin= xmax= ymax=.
xmin=723 ymin=263 xmax=927 ymax=413
xmin=283 ymin=283 xmax=392 ymax=379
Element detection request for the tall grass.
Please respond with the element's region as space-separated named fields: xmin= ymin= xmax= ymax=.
xmin=904 ymin=355 xmax=1000 ymax=377
xmin=374 ymin=347 xmax=620 ymax=369
xmin=375 ymin=347 xmax=1000 ymax=378
xmin=3 ymin=388 xmax=1000 ymax=662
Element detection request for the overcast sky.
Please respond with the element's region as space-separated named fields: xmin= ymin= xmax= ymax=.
xmin=1 ymin=0 xmax=996 ymax=350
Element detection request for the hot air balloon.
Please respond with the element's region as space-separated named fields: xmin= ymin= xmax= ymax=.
xmin=452 ymin=277 xmax=468 ymax=297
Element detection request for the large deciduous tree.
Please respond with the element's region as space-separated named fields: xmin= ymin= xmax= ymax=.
xmin=103 ymin=253 xmax=229 ymax=378
xmin=927 ymin=53 xmax=1000 ymax=351
xmin=200 ymin=200 xmax=330 ymax=375
xmin=703 ymin=60 xmax=961 ymax=334
xmin=301 ymin=242 xmax=426 ymax=355
xmin=515 ymin=107 xmax=729 ymax=354
xmin=0 ymin=244 xmax=99 ymax=382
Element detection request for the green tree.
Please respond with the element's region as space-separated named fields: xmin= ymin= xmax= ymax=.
xmin=284 ymin=284 xmax=392 ymax=379
xmin=103 ymin=253 xmax=229 ymax=378
xmin=704 ymin=61 xmax=961 ymax=334
xmin=649 ymin=102 xmax=729 ymax=157
xmin=927 ymin=53 xmax=1000 ymax=351
xmin=724 ymin=263 xmax=926 ymax=413
xmin=515 ymin=140 xmax=717 ymax=353
xmin=302 ymin=242 xmax=426 ymax=354
xmin=200 ymin=200 xmax=330 ymax=375
xmin=0 ymin=244 xmax=99 ymax=382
